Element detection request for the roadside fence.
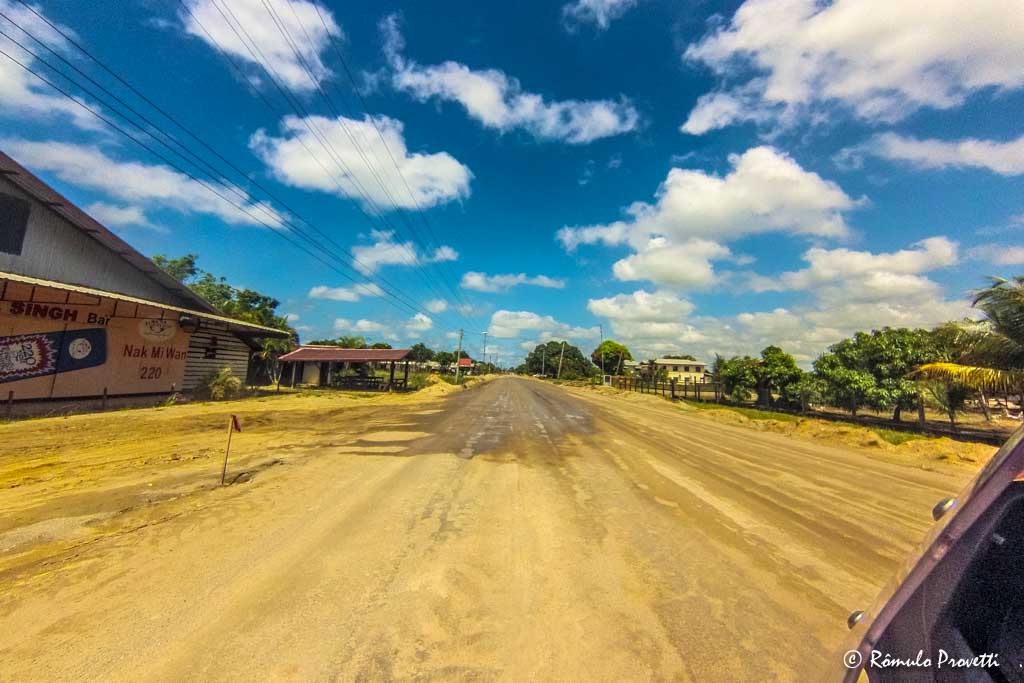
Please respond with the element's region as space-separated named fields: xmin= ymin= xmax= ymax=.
xmin=612 ymin=376 xmax=1007 ymax=446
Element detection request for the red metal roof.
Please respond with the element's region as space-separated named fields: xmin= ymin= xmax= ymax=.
xmin=279 ymin=346 xmax=411 ymax=362
xmin=458 ymin=357 xmax=473 ymax=367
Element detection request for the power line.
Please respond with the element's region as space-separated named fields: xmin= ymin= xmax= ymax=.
xmin=201 ymin=0 xmax=478 ymax=331
xmin=6 ymin=1 xmax=460 ymax=326
xmin=253 ymin=0 xmax=471 ymax=318
xmin=310 ymin=2 xmax=475 ymax=315
xmin=0 ymin=23 xmax=426 ymax=319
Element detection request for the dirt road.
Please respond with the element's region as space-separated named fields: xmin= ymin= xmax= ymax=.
xmin=0 ymin=377 xmax=977 ymax=681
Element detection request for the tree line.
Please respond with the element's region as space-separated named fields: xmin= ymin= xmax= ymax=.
xmin=712 ymin=277 xmax=1024 ymax=426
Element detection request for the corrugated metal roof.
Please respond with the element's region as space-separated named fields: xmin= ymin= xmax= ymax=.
xmin=0 ymin=271 xmax=289 ymax=337
xmin=279 ymin=346 xmax=411 ymax=362
xmin=0 ymin=150 xmax=221 ymax=314
xmin=458 ymin=357 xmax=473 ymax=366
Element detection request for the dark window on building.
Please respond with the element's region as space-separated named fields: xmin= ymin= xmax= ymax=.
xmin=204 ymin=336 xmax=218 ymax=359
xmin=0 ymin=192 xmax=31 ymax=255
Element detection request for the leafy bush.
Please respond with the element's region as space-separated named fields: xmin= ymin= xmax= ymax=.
xmin=195 ymin=367 xmax=242 ymax=401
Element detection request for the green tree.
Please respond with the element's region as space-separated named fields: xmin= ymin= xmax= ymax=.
xmin=370 ymin=342 xmax=393 ymax=349
xmin=916 ymin=276 xmax=1024 ymax=394
xmin=308 ymin=336 xmax=368 ymax=349
xmin=712 ymin=354 xmax=758 ymax=401
xmin=591 ymin=340 xmax=632 ymax=374
xmin=408 ymin=343 xmax=435 ymax=363
xmin=806 ymin=329 xmax=937 ymax=419
xmin=151 ymin=253 xmax=199 ymax=282
xmin=788 ymin=372 xmax=826 ymax=413
xmin=434 ymin=350 xmax=455 ymax=370
xmin=813 ymin=351 xmax=876 ymax=416
xmin=753 ymin=345 xmax=802 ymax=407
xmin=921 ymin=380 xmax=971 ymax=427
xmin=524 ymin=341 xmax=596 ymax=379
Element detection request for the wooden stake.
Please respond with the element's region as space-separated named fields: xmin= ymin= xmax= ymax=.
xmin=220 ymin=416 xmax=235 ymax=485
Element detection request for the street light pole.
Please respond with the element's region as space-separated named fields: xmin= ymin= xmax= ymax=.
xmin=482 ymin=331 xmax=488 ymax=372
xmin=454 ymin=328 xmax=464 ymax=384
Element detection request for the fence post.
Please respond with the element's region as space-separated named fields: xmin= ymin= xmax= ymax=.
xmin=670 ymin=379 xmax=676 ymax=400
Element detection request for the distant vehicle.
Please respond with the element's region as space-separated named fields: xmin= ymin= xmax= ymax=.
xmin=835 ymin=426 xmax=1024 ymax=681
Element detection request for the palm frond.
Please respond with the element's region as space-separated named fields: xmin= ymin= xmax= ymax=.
xmin=913 ymin=362 xmax=1024 ymax=393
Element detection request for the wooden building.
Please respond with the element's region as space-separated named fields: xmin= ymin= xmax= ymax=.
xmin=278 ymin=346 xmax=412 ymax=391
xmin=0 ymin=150 xmax=288 ymax=409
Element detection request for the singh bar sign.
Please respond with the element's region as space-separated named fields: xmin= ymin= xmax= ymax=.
xmin=1 ymin=280 xmax=193 ymax=399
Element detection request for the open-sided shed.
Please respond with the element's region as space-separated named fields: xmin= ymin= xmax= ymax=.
xmin=278 ymin=346 xmax=412 ymax=391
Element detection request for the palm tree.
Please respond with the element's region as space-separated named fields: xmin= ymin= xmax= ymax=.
xmin=915 ymin=277 xmax=1024 ymax=394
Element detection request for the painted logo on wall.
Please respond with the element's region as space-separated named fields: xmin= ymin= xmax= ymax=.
xmin=138 ymin=318 xmax=177 ymax=342
xmin=0 ymin=329 xmax=107 ymax=384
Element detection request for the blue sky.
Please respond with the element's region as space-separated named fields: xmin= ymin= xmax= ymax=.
xmin=2 ymin=0 xmax=1022 ymax=366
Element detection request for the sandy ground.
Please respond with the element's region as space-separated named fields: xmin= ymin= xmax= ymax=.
xmin=0 ymin=377 xmax=989 ymax=681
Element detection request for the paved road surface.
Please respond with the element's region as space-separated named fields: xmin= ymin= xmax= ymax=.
xmin=0 ymin=377 xmax=970 ymax=681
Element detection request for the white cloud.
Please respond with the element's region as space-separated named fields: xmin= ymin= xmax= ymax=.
xmin=333 ymin=318 xmax=385 ymax=333
xmin=461 ymin=271 xmax=567 ymax=292
xmin=424 ymin=299 xmax=448 ymax=314
xmin=611 ymin=237 xmax=730 ymax=288
xmin=0 ymin=1 xmax=103 ymax=130
xmin=488 ymin=310 xmax=598 ymax=341
xmin=587 ymin=289 xmax=695 ymax=322
xmin=84 ymin=202 xmax=157 ymax=230
xmin=308 ymin=282 xmax=384 ymax=302
xmin=562 ymin=0 xmax=639 ymax=31
xmin=180 ymin=0 xmax=341 ymax=92
xmin=586 ymin=289 xmax=705 ymax=360
xmin=284 ymin=313 xmax=300 ymax=322
xmin=751 ymin=237 xmax=959 ymax=297
xmin=682 ymin=0 xmax=1024 ymax=133
xmin=251 ymin=114 xmax=472 ymax=210
xmin=558 ymin=147 xmax=859 ymax=289
xmin=405 ymin=312 xmax=433 ymax=332
xmin=840 ymin=133 xmax=1024 ymax=176
xmin=4 ymin=139 xmax=284 ymax=228
xmin=350 ymin=230 xmax=459 ymax=275
xmin=382 ymin=14 xmax=639 ymax=144
xmin=559 ymin=147 xmax=856 ymax=252
xmin=431 ymin=245 xmax=458 ymax=263
xmin=589 ymin=236 xmax=971 ymax=363
xmin=967 ymin=244 xmax=1024 ymax=266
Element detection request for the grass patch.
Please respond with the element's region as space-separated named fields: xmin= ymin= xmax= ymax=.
xmin=682 ymin=401 xmax=801 ymax=422
xmin=872 ymin=428 xmax=927 ymax=446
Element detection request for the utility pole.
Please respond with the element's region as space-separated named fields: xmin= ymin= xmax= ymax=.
xmin=541 ymin=346 xmax=546 ymax=377
xmin=454 ymin=328 xmax=464 ymax=384
xmin=556 ymin=341 xmax=567 ymax=379
xmin=482 ymin=331 xmax=488 ymax=372
xmin=599 ymin=324 xmax=606 ymax=380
